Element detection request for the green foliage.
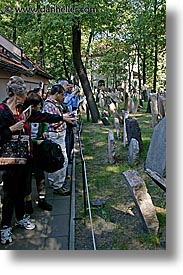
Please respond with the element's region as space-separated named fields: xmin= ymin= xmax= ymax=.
xmin=0 ymin=0 xmax=166 ymax=86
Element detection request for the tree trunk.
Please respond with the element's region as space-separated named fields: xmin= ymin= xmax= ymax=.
xmin=137 ymin=47 xmax=141 ymax=91
xmin=39 ymin=37 xmax=45 ymax=69
xmin=37 ymin=3 xmax=45 ymax=69
xmin=61 ymin=38 xmax=70 ymax=80
xmin=85 ymin=30 xmax=93 ymax=71
xmin=12 ymin=26 xmax=16 ymax=43
xmin=142 ymin=44 xmax=146 ymax=85
xmin=72 ymin=21 xmax=100 ymax=123
xmin=128 ymin=62 xmax=131 ymax=93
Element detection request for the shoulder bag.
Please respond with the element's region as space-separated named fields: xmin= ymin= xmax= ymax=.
xmin=0 ymin=134 xmax=30 ymax=167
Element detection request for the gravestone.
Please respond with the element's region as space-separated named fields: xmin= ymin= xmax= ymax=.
xmin=133 ymin=97 xmax=139 ymax=113
xmin=114 ymin=112 xmax=120 ymax=140
xmin=108 ymin=130 xmax=115 ymax=164
xmin=150 ymin=93 xmax=159 ymax=127
xmin=145 ymin=117 xmax=166 ymax=177
xmin=122 ymin=110 xmax=129 ymax=147
xmin=127 ymin=98 xmax=134 ymax=113
xmin=158 ymin=95 xmax=166 ymax=118
xmin=128 ymin=138 xmax=139 ymax=166
xmin=108 ymin=102 xmax=116 ymax=116
xmin=123 ymin=170 xmax=159 ymax=235
xmin=126 ymin=118 xmax=143 ymax=151
xmin=101 ymin=116 xmax=110 ymax=126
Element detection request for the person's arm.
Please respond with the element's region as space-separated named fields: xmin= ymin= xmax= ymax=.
xmin=0 ymin=107 xmax=24 ymax=145
xmin=28 ymin=109 xmax=63 ymax=123
xmin=29 ymin=109 xmax=77 ymax=125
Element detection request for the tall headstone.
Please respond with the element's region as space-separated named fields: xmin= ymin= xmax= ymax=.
xmin=126 ymin=118 xmax=143 ymax=151
xmin=108 ymin=130 xmax=115 ymax=164
xmin=122 ymin=110 xmax=129 ymax=147
xmin=128 ymin=138 xmax=140 ymax=166
xmin=145 ymin=117 xmax=166 ymax=177
xmin=158 ymin=95 xmax=166 ymax=118
xmin=150 ymin=93 xmax=159 ymax=127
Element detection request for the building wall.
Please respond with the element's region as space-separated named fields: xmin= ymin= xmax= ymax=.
xmin=0 ymin=70 xmax=50 ymax=101
xmin=0 ymin=70 xmax=12 ymax=100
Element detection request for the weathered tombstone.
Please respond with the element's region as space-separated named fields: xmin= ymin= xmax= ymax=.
xmin=108 ymin=102 xmax=116 ymax=116
xmin=108 ymin=130 xmax=115 ymax=164
xmin=101 ymin=116 xmax=110 ymax=126
xmin=114 ymin=111 xmax=120 ymax=140
xmin=132 ymin=97 xmax=139 ymax=113
xmin=150 ymin=93 xmax=159 ymax=127
xmin=128 ymin=138 xmax=139 ymax=166
xmin=122 ymin=110 xmax=129 ymax=147
xmin=125 ymin=118 xmax=143 ymax=151
xmin=145 ymin=117 xmax=166 ymax=178
xmin=158 ymin=94 xmax=166 ymax=118
xmin=99 ymin=97 xmax=105 ymax=109
xmin=127 ymin=97 xmax=134 ymax=113
xmin=123 ymin=170 xmax=159 ymax=235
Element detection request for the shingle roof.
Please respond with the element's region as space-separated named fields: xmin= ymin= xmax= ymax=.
xmin=0 ymin=34 xmax=53 ymax=79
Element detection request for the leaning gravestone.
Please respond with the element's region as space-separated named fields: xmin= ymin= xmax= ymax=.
xmin=126 ymin=118 xmax=143 ymax=151
xmin=123 ymin=170 xmax=159 ymax=235
xmin=145 ymin=117 xmax=166 ymax=177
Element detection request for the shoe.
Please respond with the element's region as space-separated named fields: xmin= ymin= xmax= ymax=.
xmin=25 ymin=200 xmax=33 ymax=215
xmin=15 ymin=215 xmax=36 ymax=230
xmin=54 ymin=186 xmax=71 ymax=196
xmin=0 ymin=226 xmax=13 ymax=245
xmin=37 ymin=199 xmax=52 ymax=211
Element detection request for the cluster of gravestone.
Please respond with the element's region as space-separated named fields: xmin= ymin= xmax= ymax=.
xmin=124 ymin=117 xmax=166 ymax=235
xmin=99 ymin=88 xmax=166 ymax=127
xmin=149 ymin=92 xmax=166 ymax=127
xmin=107 ymin=107 xmax=166 ymax=235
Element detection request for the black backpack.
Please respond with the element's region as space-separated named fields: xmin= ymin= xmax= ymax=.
xmin=37 ymin=139 xmax=64 ymax=173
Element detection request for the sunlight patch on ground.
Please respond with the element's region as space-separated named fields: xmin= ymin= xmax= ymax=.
xmin=106 ymin=166 xmax=121 ymax=173
xmin=95 ymin=141 xmax=106 ymax=147
xmin=85 ymin=156 xmax=94 ymax=161
xmin=92 ymin=216 xmax=117 ymax=234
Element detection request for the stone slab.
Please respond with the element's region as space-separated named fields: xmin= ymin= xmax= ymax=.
xmin=145 ymin=117 xmax=166 ymax=177
xmin=123 ymin=170 xmax=159 ymax=235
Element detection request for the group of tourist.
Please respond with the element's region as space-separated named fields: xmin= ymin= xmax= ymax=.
xmin=0 ymin=76 xmax=80 ymax=245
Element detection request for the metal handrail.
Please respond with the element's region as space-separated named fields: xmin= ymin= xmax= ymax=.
xmin=78 ymin=122 xmax=97 ymax=250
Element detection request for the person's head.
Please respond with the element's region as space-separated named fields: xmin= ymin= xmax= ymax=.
xmin=25 ymin=92 xmax=43 ymax=111
xmin=74 ymin=85 xmax=80 ymax=95
xmin=67 ymin=80 xmax=74 ymax=93
xmin=50 ymin=84 xmax=65 ymax=103
xmin=6 ymin=76 xmax=27 ymax=105
xmin=27 ymin=86 xmax=43 ymax=97
xmin=33 ymin=86 xmax=42 ymax=97
xmin=57 ymin=79 xmax=69 ymax=91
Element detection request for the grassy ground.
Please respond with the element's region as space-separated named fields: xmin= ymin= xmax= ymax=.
xmin=74 ymin=103 xmax=166 ymax=250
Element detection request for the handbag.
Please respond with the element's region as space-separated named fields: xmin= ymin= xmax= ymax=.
xmin=0 ymin=134 xmax=30 ymax=166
